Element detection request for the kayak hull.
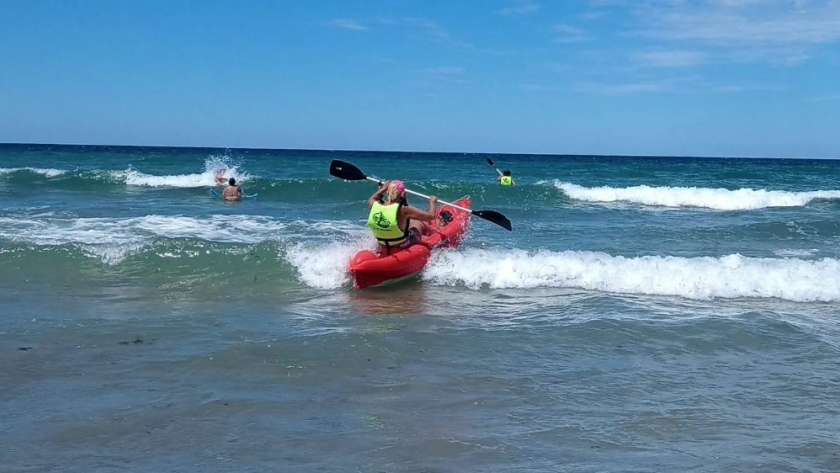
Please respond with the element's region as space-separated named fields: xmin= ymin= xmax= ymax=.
xmin=350 ymin=197 xmax=471 ymax=289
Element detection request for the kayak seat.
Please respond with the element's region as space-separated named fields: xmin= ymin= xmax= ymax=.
xmin=438 ymin=210 xmax=453 ymax=227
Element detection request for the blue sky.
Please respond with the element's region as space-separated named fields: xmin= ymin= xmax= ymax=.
xmin=1 ymin=0 xmax=839 ymax=157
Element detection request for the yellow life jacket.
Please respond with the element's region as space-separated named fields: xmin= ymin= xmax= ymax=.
xmin=367 ymin=202 xmax=408 ymax=246
xmin=500 ymin=175 xmax=513 ymax=186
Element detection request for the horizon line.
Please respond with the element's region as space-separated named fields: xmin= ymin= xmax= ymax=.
xmin=0 ymin=141 xmax=835 ymax=161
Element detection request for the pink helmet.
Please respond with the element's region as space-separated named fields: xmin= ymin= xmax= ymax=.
xmin=390 ymin=180 xmax=405 ymax=193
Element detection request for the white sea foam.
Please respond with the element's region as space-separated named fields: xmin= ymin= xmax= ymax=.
xmin=0 ymin=215 xmax=366 ymax=264
xmin=553 ymin=181 xmax=840 ymax=210
xmin=116 ymin=156 xmax=251 ymax=187
xmin=0 ymin=167 xmax=68 ymax=178
xmin=423 ymin=249 xmax=840 ymax=302
xmin=773 ymin=248 xmax=819 ymax=258
xmin=81 ymin=242 xmax=149 ymax=265
xmin=284 ymin=237 xmax=377 ymax=290
xmin=133 ymin=215 xmax=288 ymax=244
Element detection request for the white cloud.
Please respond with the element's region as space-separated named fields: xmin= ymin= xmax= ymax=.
xmin=575 ymin=82 xmax=667 ymax=95
xmin=572 ymin=77 xmax=785 ymax=96
xmin=579 ymin=1 xmax=840 ymax=68
xmin=712 ymin=84 xmax=785 ymax=92
xmin=407 ymin=67 xmax=469 ymax=88
xmin=579 ymin=10 xmax=609 ymax=21
xmin=586 ymin=0 xmax=633 ymax=6
xmin=420 ymin=67 xmax=466 ymax=76
xmin=520 ymin=84 xmax=566 ymax=92
xmin=497 ymin=0 xmax=541 ymax=16
xmin=710 ymin=0 xmax=775 ymax=6
xmin=373 ymin=17 xmax=474 ymax=50
xmin=634 ymin=50 xmax=709 ymax=68
xmin=329 ymin=19 xmax=368 ymax=31
xmin=523 ymin=79 xmax=786 ymax=96
xmin=811 ymin=93 xmax=840 ymax=102
xmin=553 ymin=24 xmax=590 ymax=43
xmin=637 ymin=1 xmax=840 ymax=47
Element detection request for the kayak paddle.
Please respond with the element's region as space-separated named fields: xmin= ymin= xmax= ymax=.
xmin=486 ymin=157 xmax=503 ymax=176
xmin=329 ymin=159 xmax=512 ymax=231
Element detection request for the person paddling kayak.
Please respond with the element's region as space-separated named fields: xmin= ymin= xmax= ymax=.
xmin=498 ymin=169 xmax=515 ymax=186
xmin=367 ymin=180 xmax=438 ymax=254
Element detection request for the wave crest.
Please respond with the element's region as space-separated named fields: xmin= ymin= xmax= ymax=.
xmin=554 ymin=182 xmax=840 ymax=210
xmin=424 ymin=249 xmax=840 ymax=302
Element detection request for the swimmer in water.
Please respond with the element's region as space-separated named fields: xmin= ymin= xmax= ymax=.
xmin=222 ymin=177 xmax=243 ymax=201
xmin=215 ymin=168 xmax=228 ymax=185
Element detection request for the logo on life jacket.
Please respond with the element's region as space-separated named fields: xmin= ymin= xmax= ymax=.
xmin=372 ymin=211 xmax=390 ymax=229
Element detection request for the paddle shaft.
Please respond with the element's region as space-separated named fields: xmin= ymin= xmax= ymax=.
xmin=486 ymin=159 xmax=503 ymax=176
xmin=367 ymin=177 xmax=471 ymax=214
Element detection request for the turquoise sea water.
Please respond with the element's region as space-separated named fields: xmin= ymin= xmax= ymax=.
xmin=2 ymin=144 xmax=840 ymax=472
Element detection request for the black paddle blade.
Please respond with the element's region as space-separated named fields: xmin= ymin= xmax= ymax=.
xmin=329 ymin=159 xmax=367 ymax=181
xmin=486 ymin=158 xmax=495 ymax=167
xmin=473 ymin=209 xmax=512 ymax=231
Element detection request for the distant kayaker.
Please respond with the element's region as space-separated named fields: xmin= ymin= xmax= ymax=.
xmin=498 ymin=169 xmax=515 ymax=186
xmin=367 ymin=180 xmax=437 ymax=254
xmin=222 ymin=177 xmax=243 ymax=201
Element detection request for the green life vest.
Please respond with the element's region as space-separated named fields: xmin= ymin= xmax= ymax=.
xmin=500 ymin=175 xmax=513 ymax=186
xmin=367 ymin=202 xmax=408 ymax=246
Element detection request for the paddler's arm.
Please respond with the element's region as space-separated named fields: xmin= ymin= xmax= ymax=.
xmin=367 ymin=183 xmax=389 ymax=208
xmin=402 ymin=196 xmax=438 ymax=222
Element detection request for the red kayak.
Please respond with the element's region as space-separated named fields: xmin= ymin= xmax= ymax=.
xmin=349 ymin=197 xmax=472 ymax=289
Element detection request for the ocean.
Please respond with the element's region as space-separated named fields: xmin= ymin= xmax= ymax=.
xmin=2 ymin=143 xmax=839 ymax=472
